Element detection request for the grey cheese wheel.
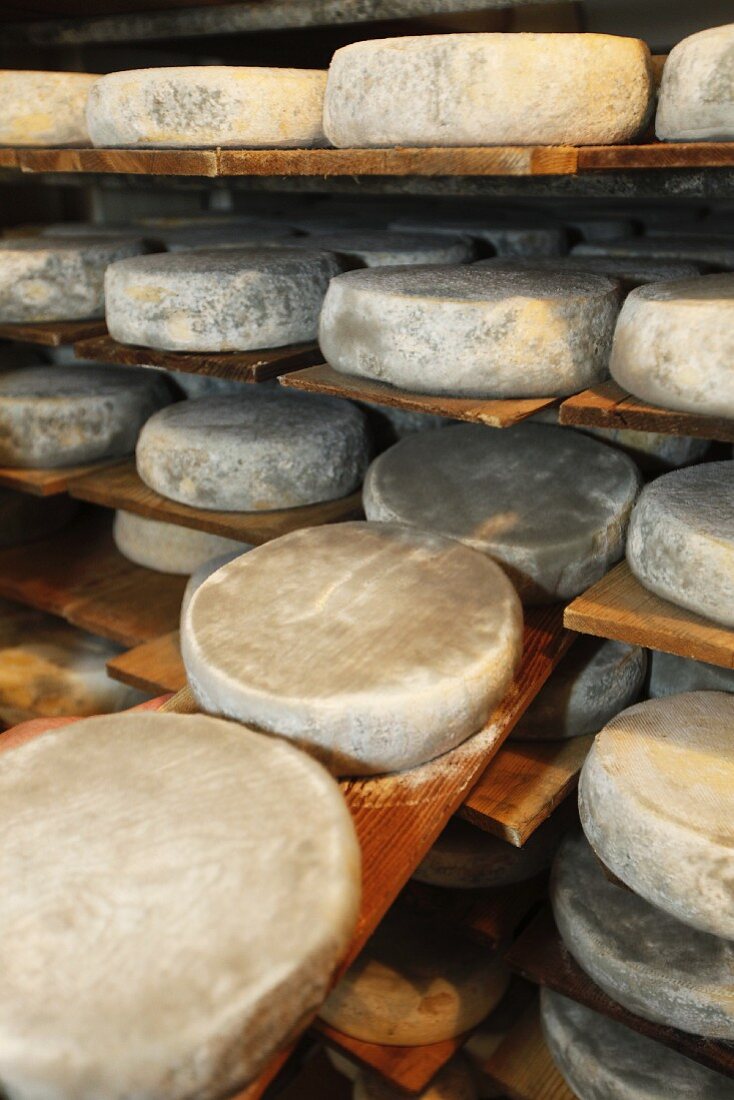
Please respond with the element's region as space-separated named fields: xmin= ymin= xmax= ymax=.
xmin=476 ymin=254 xmax=705 ymax=293
xmin=363 ymin=423 xmax=641 ymax=604
xmin=87 ymin=67 xmax=328 ymax=148
xmin=649 ymin=650 xmax=734 ymax=698
xmin=294 ymin=231 xmax=476 ymax=267
xmin=319 ymin=266 xmax=619 ymax=398
xmin=0 ymin=365 xmax=174 ymax=468
xmin=0 ymin=237 xmax=147 ymax=323
xmin=512 ymin=638 xmax=647 ymax=740
xmin=136 ymin=391 xmax=370 ymax=512
xmin=577 ymin=425 xmax=710 ymax=475
xmin=573 ymin=237 xmax=734 ymax=271
xmin=553 ymin=831 xmax=734 ymax=1039
xmin=626 ymin=462 xmax=734 ymax=628
xmin=0 ymin=71 xmax=97 ymax=145
xmin=0 ymin=712 xmax=360 ymax=1100
xmin=180 ymin=547 xmax=252 ymax=622
xmin=113 ymin=511 xmax=250 ymax=576
xmin=0 ymin=488 xmax=76 ymax=548
xmin=324 ymin=34 xmax=653 ymax=147
xmin=158 ymin=224 xmax=296 ymax=253
xmin=391 ymin=216 xmax=566 ymax=258
xmin=105 ymin=248 xmax=342 ymax=352
xmin=657 ymin=25 xmax=734 ymax=142
xmin=579 ymin=691 xmax=734 ymax=938
xmin=182 ymin=522 xmax=523 ymax=776
xmin=610 ymin=275 xmax=734 ymax=418
xmin=354 ymin=1057 xmax=477 ymax=1100
xmin=321 ymin=909 xmax=509 ymax=1045
xmin=541 ymin=989 xmax=734 ymax=1100
xmin=413 ymin=817 xmax=556 ymax=889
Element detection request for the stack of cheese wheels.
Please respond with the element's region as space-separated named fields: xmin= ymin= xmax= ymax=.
xmin=0 ymin=712 xmax=360 ymax=1097
xmin=0 ymin=487 xmax=76 ymax=548
xmin=0 ymin=365 xmax=173 ymax=468
xmin=649 ymin=650 xmax=734 ymax=697
xmin=86 ymin=66 xmax=328 ymax=148
xmin=579 ymin=691 xmax=734 ymax=938
xmin=321 ymin=908 xmax=509 ymax=1045
xmin=0 ymin=236 xmax=147 ymax=322
xmin=511 ymin=637 xmax=646 ymax=740
xmin=323 ymin=34 xmax=653 ymax=146
xmin=610 ymin=274 xmax=734 ymax=417
xmin=476 ymin=254 xmax=705 ymax=293
xmin=293 ymin=231 xmax=476 ymax=267
xmin=113 ymin=511 xmax=251 ymax=576
xmin=573 ymin=237 xmax=734 ymax=270
xmin=391 ymin=214 xmax=566 ymax=258
xmin=657 ymin=24 xmax=734 ymax=141
xmin=355 ymin=1056 xmax=478 ymax=1100
xmin=182 ymin=522 xmax=523 ymax=776
xmin=413 ymin=816 xmax=556 ymax=889
xmin=363 ymin=423 xmax=641 ymax=603
xmin=319 ymin=266 xmax=620 ymax=397
xmin=105 ymin=248 xmax=342 ymax=352
xmin=552 ymin=831 xmax=734 ymax=1038
xmin=0 ymin=71 xmax=97 ymax=145
xmin=626 ymin=462 xmax=734 ymax=628
xmin=135 ymin=391 xmax=370 ymax=512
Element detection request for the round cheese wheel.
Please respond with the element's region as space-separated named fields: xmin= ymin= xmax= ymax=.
xmin=180 ymin=547 xmax=251 ymax=621
xmin=0 ymin=236 xmax=146 ymax=323
xmin=575 ymin=425 xmax=710 ymax=475
xmin=183 ymin=522 xmax=523 ymax=776
xmin=573 ymin=237 xmax=733 ymax=271
xmin=391 ymin=216 xmax=566 ymax=258
xmin=87 ymin=66 xmax=328 ymax=149
xmin=579 ymin=691 xmax=734 ymax=938
xmin=0 ymin=365 xmax=173 ymax=468
xmin=649 ymin=650 xmax=734 ymax=698
xmin=136 ymin=391 xmax=370 ymax=511
xmin=321 ymin=909 xmax=509 ymax=1045
xmin=363 ymin=423 xmax=641 ymax=604
xmin=355 ymin=1057 xmax=478 ymax=1100
xmin=0 ymin=488 xmax=76 ymax=548
xmin=610 ymin=275 xmax=734 ymax=418
xmin=413 ymin=817 xmax=555 ymax=889
xmin=476 ymin=254 xmax=705 ymax=292
xmin=324 ymin=34 xmax=653 ymax=147
xmin=0 ymin=711 xmax=360 ymax=1099
xmin=0 ymin=71 xmax=97 ymax=146
xmin=657 ymin=25 xmax=734 ymax=141
xmin=299 ymin=231 xmax=475 ymax=267
xmin=113 ymin=511 xmax=250 ymax=575
xmin=105 ymin=248 xmax=342 ymax=352
xmin=158 ymin=223 xmax=296 ymax=252
xmin=319 ymin=266 xmax=619 ymax=398
xmin=541 ymin=989 xmax=734 ymax=1100
xmin=166 ymin=371 xmax=247 ymax=399
xmin=626 ymin=461 xmax=734 ymax=628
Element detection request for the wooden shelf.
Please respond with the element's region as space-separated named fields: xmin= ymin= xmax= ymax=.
xmin=0 ymin=458 xmax=124 ymax=498
xmin=107 ymin=630 xmax=184 ymax=695
xmin=483 ymin=998 xmax=575 ymax=1100
xmin=560 ymin=381 xmax=734 ymax=444
xmin=565 ymin=561 xmax=734 ymax=670
xmin=0 ymin=319 xmax=106 ymax=347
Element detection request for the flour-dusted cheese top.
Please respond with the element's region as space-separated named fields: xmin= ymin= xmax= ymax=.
xmin=0 ymin=70 xmax=97 ymax=146
xmin=657 ymin=24 xmax=734 ymax=141
xmin=414 ymin=817 xmax=556 ymax=889
xmin=355 ymin=1057 xmax=478 ymax=1100
xmin=113 ymin=511 xmax=250 ymax=575
xmin=649 ymin=650 xmax=734 ymax=698
xmin=0 ymin=488 xmax=76 ymax=548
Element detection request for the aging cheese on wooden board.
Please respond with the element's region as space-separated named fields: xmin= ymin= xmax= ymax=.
xmin=0 ymin=488 xmax=76 ymax=548
xmin=649 ymin=650 xmax=734 ymax=698
xmin=552 ymin=831 xmax=734 ymax=1039
xmin=113 ymin=511 xmax=250 ymax=576
xmin=319 ymin=266 xmax=619 ymax=398
xmin=355 ymin=1057 xmax=478 ymax=1100
xmin=323 ymin=34 xmax=653 ymax=147
xmin=0 ymin=712 xmax=360 ymax=1100
xmin=86 ymin=66 xmax=328 ymax=148
xmin=181 ymin=548 xmax=251 ymax=621
xmin=363 ymin=423 xmax=641 ymax=604
xmin=294 ymin=231 xmax=476 ymax=267
xmin=657 ymin=24 xmax=734 ymax=141
xmin=413 ymin=816 xmax=556 ymax=889
xmin=0 ymin=70 xmax=97 ymax=146
xmin=182 ymin=522 xmax=523 ymax=776
xmin=579 ymin=691 xmax=734 ymax=938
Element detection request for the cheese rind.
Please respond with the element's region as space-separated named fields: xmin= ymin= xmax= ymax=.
xmin=0 ymin=70 xmax=96 ymax=146
xmin=293 ymin=231 xmax=476 ymax=267
xmin=414 ymin=817 xmax=555 ymax=889
xmin=649 ymin=650 xmax=734 ymax=698
xmin=113 ymin=511 xmax=249 ymax=575
xmin=657 ymin=25 xmax=734 ymax=141
xmin=181 ymin=548 xmax=251 ymax=622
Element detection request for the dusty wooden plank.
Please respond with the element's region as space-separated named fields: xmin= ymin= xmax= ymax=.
xmin=19 ymin=147 xmax=219 ymax=176
xmin=579 ymin=141 xmax=734 ymax=171
xmin=0 ymin=458 xmax=125 ymax=498
xmin=107 ymin=630 xmax=185 ymax=695
xmin=0 ymin=319 xmax=106 ymax=347
xmin=483 ymin=998 xmax=574 ymax=1100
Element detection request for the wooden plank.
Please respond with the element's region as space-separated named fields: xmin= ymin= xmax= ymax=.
xmin=19 ymin=147 xmax=220 ymax=176
xmin=73 ymin=332 xmax=322 ymax=383
xmin=565 ymin=561 xmax=734 ymax=671
xmin=0 ymin=458 xmax=125 ymax=498
xmin=483 ymin=999 xmax=575 ymax=1100
xmin=0 ymin=319 xmax=106 ymax=347
xmin=559 ymin=380 xmax=734 ymax=444
xmin=67 ymin=460 xmax=364 ymax=544
xmin=579 ymin=141 xmax=734 ymax=171
xmin=282 ymin=363 xmax=559 ymax=429
xmin=0 ymin=148 xmax=19 ymax=169
xmin=107 ymin=630 xmax=185 ymax=695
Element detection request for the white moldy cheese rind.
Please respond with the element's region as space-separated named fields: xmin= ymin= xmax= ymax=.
xmin=0 ymin=70 xmax=97 ymax=146
xmin=113 ymin=511 xmax=250 ymax=575
xmin=324 ymin=34 xmax=654 ymax=147
xmin=87 ymin=66 xmax=328 ymax=148
xmin=657 ymin=24 xmax=734 ymax=141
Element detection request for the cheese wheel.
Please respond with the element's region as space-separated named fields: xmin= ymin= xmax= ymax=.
xmin=626 ymin=462 xmax=734 ymax=628
xmin=579 ymin=691 xmax=734 ymax=937
xmin=0 ymin=365 xmax=173 ymax=468
xmin=167 ymin=372 xmax=247 ymax=399
xmin=158 ymin=223 xmax=296 ymax=253
xmin=0 ymin=70 xmax=96 ymax=146
xmin=136 ymin=391 xmax=369 ymax=511
xmin=324 ymin=34 xmax=653 ymax=147
xmin=319 ymin=266 xmax=619 ymax=398
xmin=294 ymin=231 xmax=476 ymax=267
xmin=573 ymin=237 xmax=733 ymax=270
xmin=476 ymin=254 xmax=705 ymax=292
xmin=87 ymin=66 xmax=328 ymax=148
xmin=575 ymin=425 xmax=711 ymax=475
xmin=413 ymin=817 xmax=555 ymax=889
xmin=321 ymin=909 xmax=508 ymax=1045
xmin=355 ymin=1057 xmax=477 ymax=1100
xmin=363 ymin=423 xmax=641 ymax=604
xmin=183 ymin=522 xmax=523 ymax=776
xmin=113 ymin=511 xmax=249 ymax=575
xmin=610 ymin=275 xmax=734 ymax=418
xmin=0 ymin=488 xmax=76 ymax=548
xmin=391 ymin=216 xmax=566 ymax=258
xmin=649 ymin=650 xmax=734 ymax=698
xmin=0 ymin=712 xmax=360 ymax=1099
xmin=0 ymin=237 xmax=147 ymax=323
xmin=180 ymin=547 xmax=251 ymax=622
xmin=105 ymin=248 xmax=342 ymax=352
xmin=657 ymin=25 xmax=734 ymax=141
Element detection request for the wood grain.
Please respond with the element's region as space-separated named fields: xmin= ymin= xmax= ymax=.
xmin=0 ymin=319 xmax=106 ymax=347
xmin=107 ymin=630 xmax=185 ymax=694
xmin=0 ymin=458 xmax=125 ymax=498
xmin=484 ymin=998 xmax=575 ymax=1100
xmin=19 ymin=147 xmax=219 ymax=176
xmin=579 ymin=141 xmax=734 ymax=171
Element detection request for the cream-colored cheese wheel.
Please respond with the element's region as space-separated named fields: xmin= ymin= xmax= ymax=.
xmin=573 ymin=237 xmax=734 ymax=270
xmin=113 ymin=511 xmax=249 ymax=576
xmin=180 ymin=548 xmax=251 ymax=622
xmin=0 ymin=70 xmax=97 ymax=146
xmin=476 ymin=254 xmax=705 ymax=292
xmin=626 ymin=462 xmax=734 ymax=628
xmin=324 ymin=34 xmax=653 ymax=147
xmin=136 ymin=390 xmax=369 ymax=512
xmin=579 ymin=691 xmax=734 ymax=938
xmin=105 ymin=248 xmax=342 ymax=352
xmin=355 ymin=1057 xmax=478 ymax=1100
xmin=0 ymin=712 xmax=360 ymax=1099
xmin=363 ymin=423 xmax=641 ymax=604
xmin=295 ymin=231 xmax=476 ymax=267
xmin=649 ymin=650 xmax=734 ymax=698
xmin=321 ymin=909 xmax=508 ymax=1045
xmin=319 ymin=266 xmax=619 ymax=398
xmin=183 ymin=522 xmax=523 ymax=776
xmin=413 ymin=817 xmax=555 ymax=888
xmin=0 ymin=488 xmax=76 ymax=548
xmin=657 ymin=25 xmax=734 ymax=141
xmin=87 ymin=66 xmax=327 ymax=148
